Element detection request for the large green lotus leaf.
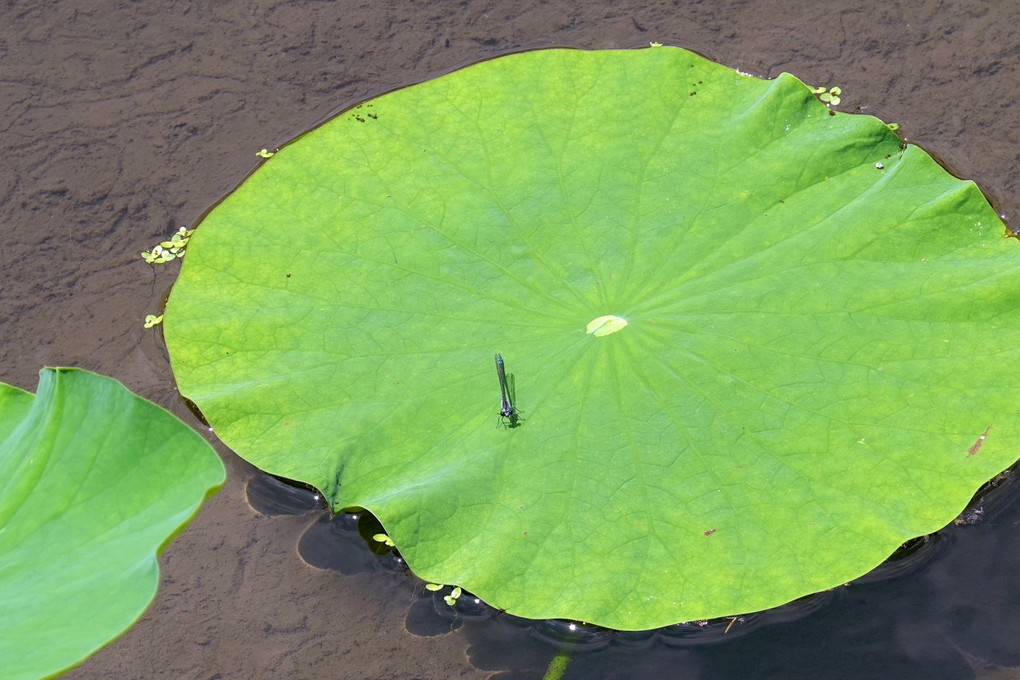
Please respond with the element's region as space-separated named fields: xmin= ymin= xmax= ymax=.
xmin=164 ymin=47 xmax=1019 ymax=629
xmin=0 ymin=368 xmax=225 ymax=679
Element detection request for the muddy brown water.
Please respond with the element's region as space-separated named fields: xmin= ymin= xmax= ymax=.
xmin=3 ymin=1 xmax=1019 ymax=678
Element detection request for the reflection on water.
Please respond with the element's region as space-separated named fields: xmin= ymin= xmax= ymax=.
xmin=244 ymin=467 xmax=1020 ymax=678
xmin=244 ymin=473 xmax=324 ymax=516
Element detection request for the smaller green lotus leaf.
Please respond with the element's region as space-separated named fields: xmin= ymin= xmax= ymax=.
xmin=0 ymin=368 xmax=225 ymax=680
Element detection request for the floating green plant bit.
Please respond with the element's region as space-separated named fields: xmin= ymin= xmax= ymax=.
xmin=444 ymin=586 xmax=463 ymax=607
xmin=143 ymin=314 xmax=163 ymax=328
xmin=141 ymin=245 xmax=173 ymax=264
xmin=372 ymin=533 xmax=395 ymax=547
xmin=256 ymin=148 xmax=275 ymax=158
xmin=423 ymin=582 xmax=462 ymax=605
xmin=165 ymin=47 xmax=1019 ymax=630
xmin=142 ymin=227 xmax=193 ymax=264
xmin=811 ymin=85 xmax=842 ymax=105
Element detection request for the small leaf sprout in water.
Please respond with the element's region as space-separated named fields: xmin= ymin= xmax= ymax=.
xmin=256 ymin=148 xmax=275 ymax=158
xmin=142 ymin=227 xmax=194 ymax=264
xmin=649 ymin=42 xmax=663 ymax=48
xmin=811 ymin=85 xmax=842 ymax=106
xmin=444 ymin=586 xmax=463 ymax=607
xmin=425 ymin=583 xmax=463 ymax=607
xmin=887 ymin=122 xmax=900 ymax=131
xmin=143 ymin=314 xmax=163 ymax=328
xmin=372 ymin=533 xmax=395 ymax=547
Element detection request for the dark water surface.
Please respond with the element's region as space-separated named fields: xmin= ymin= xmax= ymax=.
xmin=3 ymin=1 xmax=1019 ymax=678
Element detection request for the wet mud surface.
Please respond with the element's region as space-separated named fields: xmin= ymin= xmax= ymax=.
xmin=3 ymin=1 xmax=1019 ymax=678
